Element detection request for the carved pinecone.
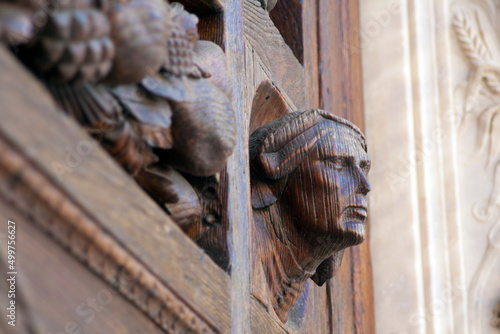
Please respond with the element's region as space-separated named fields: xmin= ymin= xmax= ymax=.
xmin=26 ymin=7 xmax=115 ymax=83
xmin=102 ymin=0 xmax=170 ymax=85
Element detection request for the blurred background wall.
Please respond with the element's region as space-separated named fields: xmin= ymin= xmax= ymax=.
xmin=360 ymin=0 xmax=500 ymax=333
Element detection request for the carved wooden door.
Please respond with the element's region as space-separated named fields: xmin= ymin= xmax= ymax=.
xmin=0 ymin=0 xmax=374 ymax=333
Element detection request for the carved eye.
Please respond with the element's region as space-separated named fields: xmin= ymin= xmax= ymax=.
xmin=360 ymin=160 xmax=371 ymax=173
xmin=328 ymin=157 xmax=347 ymax=171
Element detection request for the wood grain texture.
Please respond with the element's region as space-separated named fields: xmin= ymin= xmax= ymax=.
xmin=198 ymin=14 xmax=225 ymax=49
xmin=249 ymin=109 xmax=370 ymax=323
xmin=303 ymin=0 xmax=376 ymax=333
xmin=249 ymin=80 xmax=291 ymax=134
xmin=8 ymin=0 xmax=238 ymax=230
xmin=250 ymin=296 xmax=289 ymax=334
xmin=269 ymin=0 xmax=303 ymax=64
xmin=174 ymin=0 xmax=225 ymax=15
xmin=243 ymin=0 xmax=306 ymax=111
xmin=0 ymin=118 xmax=218 ymax=333
xmin=0 ymin=41 xmax=299 ymax=333
xmin=224 ymin=0 xmax=253 ymax=332
xmin=0 ymin=45 xmax=231 ymax=333
xmin=0 ymin=198 xmax=168 ymax=334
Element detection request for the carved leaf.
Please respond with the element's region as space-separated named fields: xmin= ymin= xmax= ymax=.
xmin=111 ymin=84 xmax=172 ymax=128
xmin=156 ymin=78 xmax=236 ymax=176
xmin=101 ymin=121 xmax=157 ymax=176
xmin=47 ymin=81 xmax=122 ymax=130
xmin=453 ymin=8 xmax=494 ymax=66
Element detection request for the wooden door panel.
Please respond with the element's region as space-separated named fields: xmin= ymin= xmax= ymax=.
xmin=0 ymin=0 xmax=374 ymax=332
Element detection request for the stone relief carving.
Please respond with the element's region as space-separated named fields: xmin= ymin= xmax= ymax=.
xmin=453 ymin=4 xmax=500 ymax=168
xmin=468 ymin=161 xmax=500 ymax=333
xmin=249 ymin=109 xmax=371 ymax=322
xmin=0 ymin=0 xmax=236 ymax=244
xmin=453 ymin=4 xmax=500 ymax=333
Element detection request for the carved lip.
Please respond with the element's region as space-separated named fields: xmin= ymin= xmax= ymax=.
xmin=343 ymin=205 xmax=368 ymax=221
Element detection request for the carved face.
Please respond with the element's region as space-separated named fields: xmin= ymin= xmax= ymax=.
xmin=280 ymin=122 xmax=371 ymax=250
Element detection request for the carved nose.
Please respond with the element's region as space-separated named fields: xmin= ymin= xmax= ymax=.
xmin=357 ymin=169 xmax=371 ymax=195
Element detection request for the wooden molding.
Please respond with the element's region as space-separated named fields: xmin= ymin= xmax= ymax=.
xmin=0 ymin=135 xmax=217 ymax=334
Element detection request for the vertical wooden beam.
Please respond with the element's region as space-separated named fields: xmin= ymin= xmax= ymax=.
xmin=304 ymin=0 xmax=375 ymax=333
xmin=225 ymin=1 xmax=252 ymax=333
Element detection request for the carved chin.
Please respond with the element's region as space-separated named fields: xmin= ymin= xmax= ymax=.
xmin=340 ymin=219 xmax=366 ymax=245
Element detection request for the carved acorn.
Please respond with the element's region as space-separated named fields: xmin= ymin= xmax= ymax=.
xmin=102 ymin=0 xmax=171 ymax=85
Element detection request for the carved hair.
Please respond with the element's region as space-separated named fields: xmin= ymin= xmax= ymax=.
xmin=249 ymin=109 xmax=366 ymax=208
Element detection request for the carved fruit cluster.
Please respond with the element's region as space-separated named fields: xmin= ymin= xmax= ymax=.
xmin=0 ymin=0 xmax=236 ymax=242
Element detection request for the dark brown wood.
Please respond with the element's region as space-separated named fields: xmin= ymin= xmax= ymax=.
xmin=174 ymin=0 xmax=225 ymax=15
xmin=303 ymin=0 xmax=376 ymax=332
xmin=249 ymin=80 xmax=291 ymax=134
xmin=249 ymin=109 xmax=371 ymax=323
xmin=269 ymin=0 xmax=303 ymax=64
xmin=243 ymin=0 xmax=306 ymax=111
xmin=0 ymin=198 xmax=169 ymax=334
xmin=0 ymin=45 xmax=232 ymax=332
xmin=0 ymin=0 xmax=377 ymax=331
xmin=3 ymin=1 xmax=238 ymax=234
xmin=198 ymin=14 xmax=225 ymax=48
xmin=259 ymin=0 xmax=278 ymax=11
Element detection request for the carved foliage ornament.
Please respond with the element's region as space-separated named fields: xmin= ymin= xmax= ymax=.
xmin=0 ymin=0 xmax=237 ymax=243
xmin=452 ymin=4 xmax=500 ymax=333
xmin=0 ymin=0 xmax=372 ymax=324
xmin=250 ymin=109 xmax=371 ymax=322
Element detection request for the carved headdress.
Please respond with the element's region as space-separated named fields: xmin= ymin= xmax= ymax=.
xmin=249 ymin=109 xmax=367 ymax=285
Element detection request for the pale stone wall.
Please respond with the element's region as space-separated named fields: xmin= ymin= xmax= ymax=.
xmin=360 ymin=0 xmax=500 ymax=333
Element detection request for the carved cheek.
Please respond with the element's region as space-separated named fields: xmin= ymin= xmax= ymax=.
xmin=311 ymin=163 xmax=341 ymax=233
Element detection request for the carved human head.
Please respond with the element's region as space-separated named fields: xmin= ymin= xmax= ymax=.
xmin=249 ymin=109 xmax=370 ymax=285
